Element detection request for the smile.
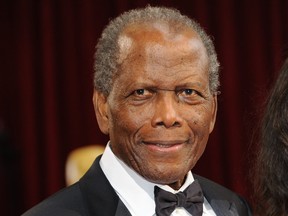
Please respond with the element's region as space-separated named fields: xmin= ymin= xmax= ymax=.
xmin=142 ymin=140 xmax=187 ymax=152
xmin=155 ymin=143 xmax=177 ymax=148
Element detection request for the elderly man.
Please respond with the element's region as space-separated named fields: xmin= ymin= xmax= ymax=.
xmin=23 ymin=6 xmax=252 ymax=216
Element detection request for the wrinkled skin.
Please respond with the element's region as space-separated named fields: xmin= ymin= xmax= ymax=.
xmin=93 ymin=22 xmax=217 ymax=190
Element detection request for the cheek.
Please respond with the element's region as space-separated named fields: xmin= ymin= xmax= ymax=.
xmin=185 ymin=108 xmax=213 ymax=153
xmin=108 ymin=105 xmax=154 ymax=171
xmin=190 ymin=116 xmax=210 ymax=131
xmin=189 ymin=105 xmax=214 ymax=129
xmin=109 ymin=104 xmax=152 ymax=137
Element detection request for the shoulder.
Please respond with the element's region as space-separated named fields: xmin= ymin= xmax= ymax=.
xmin=21 ymin=183 xmax=86 ymax=216
xmin=194 ymin=174 xmax=252 ymax=216
xmin=22 ymin=156 xmax=119 ymax=216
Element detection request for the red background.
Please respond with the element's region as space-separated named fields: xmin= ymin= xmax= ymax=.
xmin=0 ymin=0 xmax=288 ymax=215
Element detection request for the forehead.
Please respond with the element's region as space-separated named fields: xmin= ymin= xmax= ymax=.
xmin=113 ymin=21 xmax=209 ymax=89
xmin=120 ymin=21 xmax=195 ymax=41
xmin=117 ymin=21 xmax=207 ymax=65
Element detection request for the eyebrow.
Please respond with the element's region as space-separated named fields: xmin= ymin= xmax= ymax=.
xmin=126 ymin=81 xmax=205 ymax=91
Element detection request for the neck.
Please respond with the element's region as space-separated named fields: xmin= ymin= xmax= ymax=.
xmin=168 ymin=176 xmax=186 ymax=190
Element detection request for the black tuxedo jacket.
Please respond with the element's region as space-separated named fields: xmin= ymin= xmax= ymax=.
xmin=22 ymin=156 xmax=252 ymax=216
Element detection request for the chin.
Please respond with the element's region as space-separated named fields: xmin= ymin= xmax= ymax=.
xmin=141 ymin=169 xmax=187 ymax=186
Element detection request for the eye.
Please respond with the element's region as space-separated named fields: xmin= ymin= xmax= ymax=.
xmin=135 ymin=89 xmax=146 ymax=95
xmin=178 ymin=88 xmax=197 ymax=96
xmin=177 ymin=88 xmax=203 ymax=104
xmin=183 ymin=89 xmax=194 ymax=95
xmin=130 ymin=88 xmax=154 ymax=100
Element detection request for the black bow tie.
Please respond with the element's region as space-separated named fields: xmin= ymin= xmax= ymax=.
xmin=154 ymin=180 xmax=204 ymax=216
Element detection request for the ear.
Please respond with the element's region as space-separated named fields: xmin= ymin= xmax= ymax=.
xmin=209 ymin=94 xmax=218 ymax=134
xmin=92 ymin=90 xmax=109 ymax=135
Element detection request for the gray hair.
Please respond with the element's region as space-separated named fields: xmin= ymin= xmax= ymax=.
xmin=94 ymin=6 xmax=220 ymax=96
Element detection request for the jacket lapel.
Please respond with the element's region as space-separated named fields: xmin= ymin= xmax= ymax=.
xmin=115 ymin=199 xmax=132 ymax=216
xmin=209 ymin=199 xmax=238 ymax=216
xmin=194 ymin=174 xmax=240 ymax=216
xmin=79 ymin=155 xmax=131 ymax=216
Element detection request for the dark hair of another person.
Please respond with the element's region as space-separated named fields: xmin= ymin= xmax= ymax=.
xmin=254 ymin=58 xmax=288 ymax=215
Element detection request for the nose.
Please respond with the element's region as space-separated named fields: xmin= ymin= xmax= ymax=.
xmin=151 ymin=92 xmax=183 ymax=128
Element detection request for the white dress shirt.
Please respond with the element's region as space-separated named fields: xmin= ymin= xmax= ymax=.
xmin=100 ymin=144 xmax=216 ymax=216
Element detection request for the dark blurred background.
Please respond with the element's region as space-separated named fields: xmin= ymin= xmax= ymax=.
xmin=0 ymin=0 xmax=287 ymax=215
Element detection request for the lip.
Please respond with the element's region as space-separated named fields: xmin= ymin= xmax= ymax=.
xmin=142 ymin=140 xmax=187 ymax=152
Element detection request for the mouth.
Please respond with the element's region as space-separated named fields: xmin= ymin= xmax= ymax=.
xmin=142 ymin=140 xmax=187 ymax=152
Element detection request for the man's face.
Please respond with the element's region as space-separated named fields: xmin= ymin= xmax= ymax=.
xmin=94 ymin=23 xmax=217 ymax=189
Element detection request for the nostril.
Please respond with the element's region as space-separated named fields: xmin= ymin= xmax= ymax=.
xmin=155 ymin=121 xmax=180 ymax=128
xmin=156 ymin=122 xmax=165 ymax=126
xmin=172 ymin=121 xmax=180 ymax=127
